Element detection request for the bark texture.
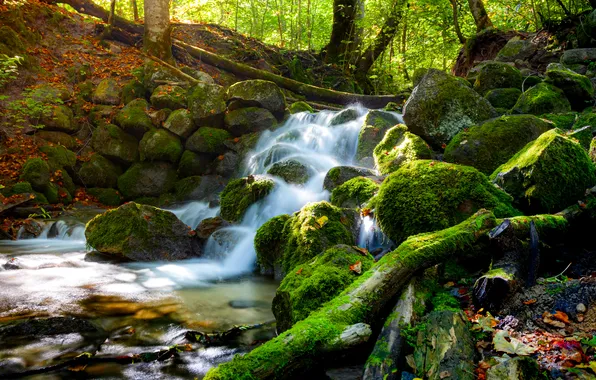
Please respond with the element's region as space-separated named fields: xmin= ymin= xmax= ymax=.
xmin=325 ymin=0 xmax=363 ymax=64
xmin=143 ymin=0 xmax=173 ymax=62
xmin=468 ymin=0 xmax=493 ymax=32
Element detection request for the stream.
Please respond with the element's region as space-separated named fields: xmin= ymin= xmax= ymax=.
xmin=0 ymin=106 xmax=394 ymax=378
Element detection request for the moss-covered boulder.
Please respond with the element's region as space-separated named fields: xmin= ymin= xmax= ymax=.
xmin=87 ymin=188 xmax=122 ymax=206
xmin=444 ymin=115 xmax=553 ymax=174
xmin=91 ymin=124 xmax=139 ymax=164
xmin=174 ymin=175 xmax=226 ymax=202
xmin=545 ymin=66 xmax=594 ymax=111
xmin=540 ymin=112 xmax=578 ymax=129
xmin=121 ymin=80 xmax=146 ymax=105
xmin=20 ymin=158 xmax=50 ymax=192
xmin=139 ymin=129 xmax=183 ymax=164
xmin=484 ymin=88 xmax=522 ymax=109
xmin=267 ymin=159 xmax=311 ymax=184
xmin=178 ymin=150 xmax=213 ymax=177
xmin=220 ymin=176 xmax=274 ymax=222
xmin=35 ymin=131 xmax=77 ymax=150
xmin=330 ymin=177 xmax=379 ymax=208
xmin=272 ymin=244 xmax=374 ymax=332
xmin=29 ymin=84 xmax=71 ymax=104
xmin=143 ymin=62 xmax=181 ymax=93
xmin=289 ymin=101 xmax=313 ymax=114
xmin=113 ymin=99 xmax=154 ymax=139
xmin=377 ymin=160 xmax=519 ymax=243
xmin=373 ymin=124 xmax=432 ymax=175
xmin=88 ymin=105 xmax=116 ymax=127
xmin=473 ymin=61 xmax=523 ymax=96
xmin=329 ymin=108 xmax=359 ymax=126
xmin=255 ymin=214 xmax=291 ymax=277
xmin=78 ymin=154 xmax=122 ymax=188
xmin=41 ymin=105 xmax=77 ymax=133
xmin=150 ymin=85 xmax=187 ymax=110
xmin=512 ymin=83 xmax=572 ymax=115
xmin=403 ymin=69 xmax=497 ymax=148
xmin=491 ymin=130 xmax=596 ymax=213
xmin=356 ymin=110 xmax=401 ymax=166
xmin=561 ymin=48 xmax=596 ymax=65
xmin=163 ymin=109 xmax=196 ymax=139
xmin=92 ymin=78 xmax=121 ymax=105
xmin=323 ymin=166 xmax=376 ymax=191
xmin=43 ymin=182 xmax=71 ymax=204
xmin=117 ymin=162 xmax=177 ymax=199
xmin=39 ymin=145 xmax=76 ymax=172
xmin=496 ymin=37 xmax=538 ymax=62
xmin=226 ymin=80 xmax=286 ymax=118
xmin=224 ymin=107 xmax=277 ymax=136
xmin=186 ymin=127 xmax=232 ymax=154
xmin=85 ymin=202 xmax=199 ymax=261
xmin=187 ymin=83 xmax=227 ymax=127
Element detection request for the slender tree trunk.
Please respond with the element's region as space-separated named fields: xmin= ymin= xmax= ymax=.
xmin=306 ymin=0 xmax=311 ymax=50
xmin=234 ymin=0 xmax=239 ymax=31
xmin=100 ymin=0 xmax=116 ymax=40
xmin=131 ymin=0 xmax=139 ymax=21
xmin=450 ymin=0 xmax=466 ymax=44
xmin=144 ymin=0 xmax=173 ymax=62
xmin=297 ymin=0 xmax=301 ymax=49
xmin=277 ymin=0 xmax=285 ymax=46
xmin=467 ymin=0 xmax=493 ymax=32
xmin=400 ymin=12 xmax=409 ymax=81
xmin=325 ymin=0 xmax=361 ymax=63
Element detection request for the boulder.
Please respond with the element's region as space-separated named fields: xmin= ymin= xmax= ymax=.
xmin=355 ymin=110 xmax=401 ymax=166
xmin=512 ymin=83 xmax=572 ymax=115
xmin=174 ymin=175 xmax=226 ymax=202
xmin=254 ymin=214 xmax=291 ymax=277
xmin=20 ymin=158 xmax=50 ymax=192
xmin=323 ymin=166 xmax=376 ymax=191
xmin=545 ymin=66 xmax=594 ymax=111
xmin=117 ymin=162 xmax=177 ymax=199
xmin=444 ymin=115 xmax=553 ymax=174
xmin=491 ymin=129 xmax=596 ymax=213
xmin=373 ymin=124 xmax=432 ymax=175
xmin=484 ymin=88 xmax=522 ymax=109
xmin=0 ymin=317 xmax=102 ymax=341
xmin=187 ymin=83 xmax=227 ymax=127
xmin=486 ymin=357 xmax=541 ymax=380
xmin=473 ymin=61 xmax=523 ymax=95
xmin=87 ymin=187 xmax=122 ymax=206
xmin=377 ymin=160 xmax=519 ymax=244
xmin=150 ymin=85 xmax=187 ymax=110
xmin=214 ymin=151 xmax=239 ymax=178
xmin=113 ymin=99 xmax=154 ymax=139
xmin=220 ymin=176 xmax=275 ymax=222
xmin=561 ymin=48 xmax=596 ymax=65
xmin=289 ymin=101 xmax=313 ymax=114
xmin=88 ymin=105 xmax=116 ymax=127
xmin=181 ymin=67 xmax=215 ymax=84
xmin=495 ymin=37 xmax=538 ymax=62
xmin=91 ymin=124 xmax=139 ymax=164
xmin=539 ymin=112 xmax=578 ymax=129
xmin=178 ymin=150 xmax=213 ymax=178
xmin=35 ymin=131 xmax=77 ymax=150
xmin=143 ymin=62 xmax=181 ymax=93
xmin=39 ymin=145 xmax=76 ymax=172
xmin=330 ymin=177 xmax=379 ymax=208
xmin=267 ymin=159 xmax=311 ymax=184
xmin=139 ymin=129 xmax=183 ymax=164
xmin=29 ymin=84 xmax=72 ymax=104
xmin=121 ymin=80 xmax=145 ymax=105
xmin=226 ymin=80 xmax=286 ymax=117
xmin=78 ymin=154 xmax=122 ymax=188
xmin=403 ymin=69 xmax=497 ymax=148
xmin=224 ymin=107 xmax=277 ymax=136
xmin=272 ymin=245 xmax=374 ymax=332
xmin=40 ymin=105 xmax=77 ymax=133
xmin=195 ymin=216 xmax=230 ymax=240
xmin=85 ymin=202 xmax=199 ymax=261
xmin=185 ymin=127 xmax=232 ymax=154
xmin=92 ymin=78 xmax=121 ymax=105
xmin=163 ymin=109 xmax=196 ymax=139
xmin=329 ymin=108 xmax=359 ymax=126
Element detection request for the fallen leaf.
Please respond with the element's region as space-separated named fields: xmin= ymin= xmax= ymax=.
xmin=349 ymin=261 xmax=362 ymax=274
xmin=315 ymin=215 xmax=328 ymax=228
xmin=296 ymin=268 xmax=303 ymax=275
xmin=493 ymin=330 xmax=536 ymax=355
xmin=552 ymin=311 xmax=570 ymax=324
xmin=523 ymin=299 xmax=537 ymax=305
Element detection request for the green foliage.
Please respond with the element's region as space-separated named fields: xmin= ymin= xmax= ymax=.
xmin=6 ymin=88 xmax=64 ymax=129
xmin=0 ymin=54 xmax=23 ymax=90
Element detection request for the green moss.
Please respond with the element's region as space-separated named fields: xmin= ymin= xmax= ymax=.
xmin=39 ymin=145 xmax=76 ymax=171
xmin=87 ymin=188 xmax=122 ymax=206
xmin=267 ymin=160 xmax=310 ymax=184
xmin=287 ymin=57 xmax=313 ymax=84
xmin=150 ymin=85 xmax=187 ymax=110
xmin=373 ymin=124 xmax=432 ymax=175
xmin=444 ymin=115 xmax=553 ymax=174
xmin=484 ymin=88 xmax=522 ymax=109
xmin=255 ymin=214 xmax=291 ymax=274
xmin=11 ymin=182 xmax=34 ymax=194
xmin=329 ymin=108 xmax=359 ymax=126
xmin=491 ymin=129 xmax=596 ymax=213
xmin=139 ymin=129 xmax=183 ymax=164
xmin=92 ymin=78 xmax=121 ymax=105
xmin=20 ymin=158 xmax=50 ymax=191
xmin=331 ymin=177 xmax=379 ymax=208
xmin=473 ymin=62 xmax=523 ymax=95
xmin=512 ymin=83 xmax=572 ymax=115
xmin=356 ymin=110 xmax=400 ymax=164
xmin=91 ymin=124 xmax=139 ymax=164
xmin=220 ymin=176 xmax=275 ymax=222
xmin=288 ymin=101 xmax=314 ymax=114
xmin=177 ymin=150 xmax=211 ymax=178
xmin=117 ymin=162 xmax=178 ymax=199
xmin=43 ymin=182 xmax=60 ymax=204
xmin=377 ymin=160 xmax=519 ymax=244
xmin=412 ymin=68 xmax=429 ymax=87
xmin=187 ymin=83 xmax=227 ymax=126
xmin=174 ymin=176 xmax=202 ymax=201
xmin=78 ymin=154 xmax=122 ymax=188
xmin=163 ymin=109 xmax=196 ymax=139
xmin=113 ymin=101 xmax=154 ymax=139
xmin=540 ymin=112 xmax=578 ymax=129
xmin=186 ymin=127 xmax=232 ymax=154
xmin=545 ymin=67 xmax=594 ymax=110
xmin=121 ymin=80 xmax=146 ymax=105
xmin=590 ymin=137 xmax=596 ymax=163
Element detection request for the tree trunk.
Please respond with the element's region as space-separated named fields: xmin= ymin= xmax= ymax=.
xmin=100 ymin=0 xmax=116 ymax=40
xmin=131 ymin=0 xmax=139 ymax=21
xmin=450 ymin=0 xmax=466 ymax=44
xmin=325 ymin=0 xmax=362 ymax=64
xmin=467 ymin=0 xmax=493 ymax=32
xmin=144 ymin=0 xmax=173 ymax=62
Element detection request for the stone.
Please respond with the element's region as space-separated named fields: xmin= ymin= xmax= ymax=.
xmin=323 ymin=166 xmax=376 ymax=191
xmin=484 ymin=88 xmax=522 ymax=109
xmin=356 ymin=110 xmax=401 ymax=166
xmin=224 ymin=107 xmax=277 ymax=136
xmin=92 ymin=78 xmax=121 ymax=105
xmin=38 ymin=145 xmax=76 ymax=172
xmin=486 ymin=357 xmax=541 ymax=380
xmin=512 ymin=83 xmax=572 ymax=115
xmin=77 ymin=154 xmax=122 ymax=188
xmin=226 ymin=79 xmax=286 ymax=117
xmin=195 ymin=216 xmax=230 ymax=240
xmin=35 ymin=131 xmax=77 ymax=150
xmin=496 ymin=37 xmax=538 ymax=62
xmin=41 ymin=105 xmax=77 ymax=133
xmin=163 ymin=109 xmax=196 ymax=139
xmin=175 ymin=175 xmax=226 ymax=202
xmin=91 ymin=124 xmax=139 ymax=165
xmin=187 ymin=82 xmax=227 ymax=127
xmin=214 ymin=151 xmax=239 ymax=178
xmin=139 ymin=129 xmax=183 ymax=164
xmin=545 ymin=66 xmax=594 ymax=111
xmin=87 ymin=188 xmax=122 ymax=206
xmin=186 ymin=127 xmax=232 ymax=154
xmin=178 ymin=150 xmax=213 ymax=178
xmin=561 ymin=48 xmax=596 ymax=65
xmin=113 ymin=99 xmax=154 ymax=139
xmin=330 ymin=177 xmax=379 ymax=208
xmin=220 ymin=176 xmax=275 ymax=222
xmin=373 ymin=124 xmax=432 ymax=175
xmin=117 ymin=162 xmax=177 ymax=199
xmin=329 ymin=108 xmax=359 ymax=126
xmin=473 ymin=61 xmax=523 ymax=95
xmin=121 ymin=80 xmax=146 ymax=105
xmin=267 ymin=159 xmax=311 ymax=184
xmin=150 ymin=85 xmax=187 ymax=110
xmin=20 ymin=158 xmax=50 ymax=192
xmin=289 ymin=101 xmax=313 ymax=114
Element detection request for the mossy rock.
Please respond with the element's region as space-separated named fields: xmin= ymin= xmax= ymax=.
xmin=78 ymin=154 xmax=122 ymax=188
xmin=329 ymin=108 xmax=359 ymax=126
xmin=226 ymin=80 xmax=286 ymax=118
xmin=412 ymin=68 xmax=429 ymax=87
xmin=484 ymin=88 xmax=522 ymax=109
xmin=539 ymin=112 xmax=578 ymax=129
xmin=117 ymin=162 xmax=177 ymax=199
xmin=224 ymin=107 xmax=277 ymax=136
xmin=373 ymin=124 xmax=432 ymax=175
xmin=35 ymin=131 xmax=77 ymax=150
xmin=330 ymin=177 xmax=379 ymax=208
xmin=473 ymin=61 xmax=523 ymax=96
xmin=150 ymin=85 xmax=187 ymax=110
xmin=0 ymin=25 xmax=25 ymax=55
xmin=88 ymin=105 xmax=116 ymax=127
xmin=491 ymin=129 xmax=596 ymax=213
xmin=267 ymin=159 xmax=311 ymax=184
xmin=92 ymin=78 xmax=121 ymax=105
xmin=254 ymin=214 xmax=291 ymax=277
xmin=377 ymin=160 xmax=519 ymax=244
xmin=590 ymin=137 xmax=596 ymax=164
xmin=220 ymin=176 xmax=275 ymax=222
xmin=121 ymin=80 xmax=146 ymax=105
xmin=444 ymin=115 xmax=553 ymax=174
xmin=91 ymin=124 xmax=139 ymax=164
xmin=29 ymin=84 xmax=71 ymax=104
xmin=187 ymin=83 xmax=227 ymax=127
xmin=3 ymin=181 xmax=33 ymax=196
xmin=561 ymin=48 xmax=596 ymax=65
xmin=272 ymin=244 xmax=374 ymax=332
xmin=289 ymin=101 xmax=313 ymax=114
xmin=496 ymin=37 xmax=538 ymax=62
xmin=186 ymin=127 xmax=232 ymax=154
xmin=85 ymin=202 xmax=198 ymax=261
xmin=41 ymin=105 xmax=77 ymax=133
xmin=181 ymin=67 xmax=215 ymax=84
xmin=139 ymin=129 xmax=183 ymax=164
xmin=545 ymin=66 xmax=594 ymax=111
xmin=163 ymin=109 xmax=196 ymax=139
xmin=512 ymin=83 xmax=572 ymax=115
xmin=174 ymin=175 xmax=226 ymax=202
xmin=287 ymin=56 xmax=313 ymax=84
xmin=133 ymin=193 xmax=177 ymax=208
xmin=87 ymin=188 xmax=122 ymax=206
xmin=113 ymin=99 xmax=154 ymax=139
xmin=20 ymin=158 xmax=50 ymax=192
xmin=76 ymin=81 xmax=94 ymax=102
xmin=44 ymin=182 xmax=71 ymax=204
xmin=39 ymin=145 xmax=76 ymax=171
xmin=60 ymin=169 xmax=76 ymax=196
xmin=356 ymin=110 xmax=401 ymax=166
xmin=560 ymin=125 xmax=592 ymax=150
xmin=178 ymin=150 xmax=213 ymax=178
xmin=403 ymin=69 xmax=497 ymax=148
xmin=143 ymin=62 xmax=181 ymax=93
xmin=323 ymin=166 xmax=376 ymax=191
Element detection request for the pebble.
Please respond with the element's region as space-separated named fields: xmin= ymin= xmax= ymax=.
xmin=577 ymin=303 xmax=587 ymax=313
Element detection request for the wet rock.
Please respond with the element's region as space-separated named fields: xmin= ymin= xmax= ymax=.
xmin=545 ymin=65 xmax=594 ymax=111
xmin=195 ymin=216 xmax=230 ymax=240
xmin=91 ymin=124 xmax=139 ymax=165
xmin=214 ymin=151 xmax=239 ymax=178
xmin=139 ymin=129 xmax=183 ymax=164
xmin=323 ymin=166 xmax=376 ymax=192
xmin=177 ymin=150 xmax=213 ymax=178
xmin=175 ymin=175 xmax=226 ymax=202
xmin=373 ymin=124 xmax=432 ymax=175
xmin=355 ymin=110 xmax=400 ymax=166
xmin=288 ymin=101 xmax=313 ymax=114
xmin=512 ymin=82 xmax=572 ymax=115
xmin=228 ymin=300 xmax=270 ymax=309
xmin=220 ymin=176 xmax=275 ymax=222
xmin=267 ymin=159 xmax=311 ymax=184
xmin=329 ymin=108 xmax=359 ymax=126
xmin=224 ymin=107 xmax=277 ymax=136
xmin=0 ymin=317 xmax=102 ymax=342
xmin=150 ymin=85 xmax=187 ymax=110
xmin=40 ymin=105 xmax=77 ymax=133
xmin=473 ymin=61 xmax=523 ymax=95
xmin=117 ymin=162 xmax=177 ymax=199
xmin=486 ymin=356 xmax=541 ymax=380
xmin=78 ymin=154 xmax=122 ymax=188
xmin=17 ymin=218 xmax=44 ymax=239
xmin=113 ymin=99 xmax=154 ymax=139
xmin=92 ymin=78 xmax=121 ymax=105
xmin=3 ymin=257 xmax=23 ymax=270
xmin=187 ymin=82 xmax=227 ymax=127
xmin=163 ymin=109 xmax=196 ymax=139
xmin=331 ymin=177 xmax=379 ymax=208
xmin=186 ymin=127 xmax=232 ymax=154
xmin=226 ymin=80 xmax=286 ymax=118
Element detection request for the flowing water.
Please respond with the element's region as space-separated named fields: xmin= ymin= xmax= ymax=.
xmin=0 ymin=106 xmax=395 ymax=378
